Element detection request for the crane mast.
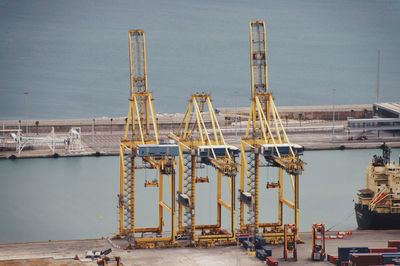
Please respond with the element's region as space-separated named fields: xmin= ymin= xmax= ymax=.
xmin=250 ymin=21 xmax=268 ymax=94
xmin=250 ymin=21 xmax=269 ymax=124
xmin=239 ymin=21 xmax=304 ymax=243
xmin=127 ymin=30 xmax=150 ymax=141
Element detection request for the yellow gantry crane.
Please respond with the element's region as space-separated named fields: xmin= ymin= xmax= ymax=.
xmin=116 ymin=30 xmax=179 ymax=248
xmin=238 ymin=21 xmax=304 ymax=243
xmin=168 ymin=93 xmax=239 ymax=247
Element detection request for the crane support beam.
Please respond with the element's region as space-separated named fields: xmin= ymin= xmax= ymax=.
xmin=218 ymin=199 xmax=231 ymax=211
xmin=159 ymin=201 xmax=172 ymax=213
xmin=280 ymin=197 xmax=295 ymax=210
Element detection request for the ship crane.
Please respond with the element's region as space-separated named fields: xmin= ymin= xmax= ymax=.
xmin=115 ymin=30 xmax=179 ymax=248
xmin=238 ymin=21 xmax=305 ymax=243
xmin=168 ymin=93 xmax=239 ymax=247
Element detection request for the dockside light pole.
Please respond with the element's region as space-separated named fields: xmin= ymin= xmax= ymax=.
xmin=235 ymin=91 xmax=238 ymax=137
xmin=332 ymin=89 xmax=336 ymax=140
xmin=24 ymin=92 xmax=29 ymax=135
xmin=376 ymin=49 xmax=380 ymax=103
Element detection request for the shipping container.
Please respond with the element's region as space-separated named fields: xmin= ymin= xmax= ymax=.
xmin=256 ymin=249 xmax=267 ymax=261
xmin=388 ymin=240 xmax=400 ymax=248
xmin=266 ymin=256 xmax=278 ymax=266
xmin=328 ymin=254 xmax=338 ymax=264
xmin=254 ymin=234 xmax=266 ymax=249
xmin=382 ymin=253 xmax=400 ymax=264
xmin=237 ymin=234 xmax=253 ymax=244
xmin=260 ymin=245 xmax=272 ymax=256
xmin=338 ymin=247 xmax=369 ymax=261
xmin=369 ymin=247 xmax=398 ymax=253
xmin=351 ymin=253 xmax=383 ymax=266
xmin=197 ymin=145 xmax=240 ymax=158
xmin=237 ymin=236 xmax=247 ymax=244
xmin=260 ymin=143 xmax=303 ymax=157
xmin=242 ymin=240 xmax=254 ymax=250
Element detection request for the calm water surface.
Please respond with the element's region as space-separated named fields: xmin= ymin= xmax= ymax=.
xmin=1 ymin=148 xmax=399 ymax=243
xmin=0 ymin=0 xmax=399 ymax=119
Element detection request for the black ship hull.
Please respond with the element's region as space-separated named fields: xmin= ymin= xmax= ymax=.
xmin=355 ymin=203 xmax=400 ymax=230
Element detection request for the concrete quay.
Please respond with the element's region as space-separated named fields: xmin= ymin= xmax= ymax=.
xmin=217 ymin=103 xmax=373 ymax=120
xmin=0 ymin=104 xmax=374 ymax=135
xmin=1 ymin=121 xmax=399 ymax=160
xmin=0 ymin=230 xmax=399 ymax=265
xmin=1 ymin=104 xmax=399 ymax=159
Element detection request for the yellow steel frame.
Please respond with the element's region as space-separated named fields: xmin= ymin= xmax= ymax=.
xmin=115 ymin=30 xmax=177 ymax=248
xmin=239 ymin=21 xmax=304 ymax=242
xmin=168 ymin=93 xmax=238 ymax=246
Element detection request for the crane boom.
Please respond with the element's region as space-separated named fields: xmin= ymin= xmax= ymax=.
xmin=129 ymin=30 xmax=148 ymax=94
xmin=250 ymin=21 xmax=268 ymax=96
xmin=126 ymin=30 xmax=151 ymax=141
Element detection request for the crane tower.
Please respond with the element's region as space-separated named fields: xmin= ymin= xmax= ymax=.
xmin=116 ymin=30 xmax=179 ymax=248
xmin=168 ymin=93 xmax=239 ymax=247
xmin=239 ymin=21 xmax=304 ymax=243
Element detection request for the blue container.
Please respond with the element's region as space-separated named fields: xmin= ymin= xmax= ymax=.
xmin=237 ymin=236 xmax=252 ymax=243
xmin=382 ymin=253 xmax=400 ymax=264
xmin=255 ymin=234 xmax=266 ymax=249
xmin=261 ymin=245 xmax=272 ymax=256
xmin=261 ymin=144 xmax=304 ymax=157
xmin=256 ymin=249 xmax=267 ymax=261
xmin=237 ymin=236 xmax=253 ymax=244
xmin=136 ymin=144 xmax=179 ymax=157
xmin=243 ymin=240 xmax=254 ymax=250
xmin=338 ymin=247 xmax=369 ymax=261
xmin=237 ymin=236 xmax=246 ymax=244
xmin=197 ymin=145 xmax=240 ymax=158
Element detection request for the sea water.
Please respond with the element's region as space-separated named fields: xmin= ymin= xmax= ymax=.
xmin=0 ymin=148 xmax=399 ymax=243
xmin=0 ymin=0 xmax=399 ymax=120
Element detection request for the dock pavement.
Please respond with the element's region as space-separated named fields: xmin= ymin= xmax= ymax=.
xmin=1 ymin=117 xmax=400 ymax=159
xmin=0 ymin=230 xmax=399 ymax=265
